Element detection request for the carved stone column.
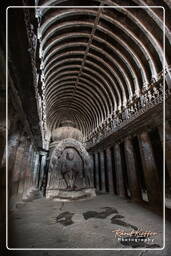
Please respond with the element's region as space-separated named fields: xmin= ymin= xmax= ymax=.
xmin=0 ymin=90 xmax=6 ymax=165
xmin=10 ymin=135 xmax=26 ymax=201
xmin=158 ymin=121 xmax=171 ymax=182
xmin=89 ymin=153 xmax=95 ymax=188
xmin=39 ymin=153 xmax=47 ymax=191
xmin=0 ymin=132 xmax=5 ymax=166
xmin=17 ymin=138 xmax=30 ymax=197
xmin=138 ymin=131 xmax=163 ymax=208
xmin=36 ymin=154 xmax=42 ymax=188
xmin=8 ymin=124 xmax=23 ymax=203
xmin=94 ymin=152 xmax=100 ymax=191
xmin=106 ymin=147 xmax=114 ymax=194
xmin=124 ymin=137 xmax=142 ymax=201
xmin=114 ymin=143 xmax=125 ymax=197
xmin=8 ymin=130 xmax=22 ymax=181
xmin=33 ymin=152 xmax=40 ymax=186
xmin=30 ymin=146 xmax=37 ymax=188
xmin=99 ymin=151 xmax=106 ymax=192
xmin=23 ymin=142 xmax=34 ymax=194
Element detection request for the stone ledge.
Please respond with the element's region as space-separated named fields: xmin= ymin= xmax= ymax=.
xmin=46 ymin=188 xmax=96 ymax=201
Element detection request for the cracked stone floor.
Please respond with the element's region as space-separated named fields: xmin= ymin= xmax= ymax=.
xmin=7 ymin=191 xmax=171 ymax=256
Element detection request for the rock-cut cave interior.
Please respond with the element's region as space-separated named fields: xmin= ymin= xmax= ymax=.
xmin=1 ymin=0 xmax=171 ymax=255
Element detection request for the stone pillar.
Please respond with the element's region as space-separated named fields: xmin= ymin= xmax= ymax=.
xmin=39 ymin=153 xmax=47 ymax=191
xmin=29 ymin=149 xmax=36 ymax=187
xmin=23 ymin=142 xmax=34 ymax=195
xmin=0 ymin=132 xmax=5 ymax=166
xmin=8 ymin=127 xmax=23 ymax=205
xmin=33 ymin=152 xmax=40 ymax=186
xmin=124 ymin=137 xmax=142 ymax=201
xmin=138 ymin=131 xmax=163 ymax=208
xmin=17 ymin=138 xmax=30 ymax=197
xmin=0 ymin=85 xmax=6 ymax=225
xmin=89 ymin=153 xmax=95 ymax=188
xmin=37 ymin=154 xmax=43 ymax=188
xmin=158 ymin=121 xmax=171 ymax=182
xmin=42 ymin=156 xmax=50 ymax=197
xmin=94 ymin=152 xmax=100 ymax=191
xmin=99 ymin=151 xmax=106 ymax=192
xmin=0 ymin=90 xmax=6 ymax=165
xmin=9 ymin=135 xmax=26 ymax=202
xmin=106 ymin=147 xmax=114 ymax=194
xmin=8 ymin=130 xmax=22 ymax=180
xmin=114 ymin=143 xmax=125 ymax=197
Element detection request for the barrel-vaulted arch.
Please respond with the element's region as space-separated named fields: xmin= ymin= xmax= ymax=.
xmin=44 ymin=69 xmax=115 ymax=111
xmin=48 ymin=85 xmax=103 ymax=123
xmin=47 ymin=96 xmax=98 ymax=129
xmin=42 ymin=33 xmax=148 ymax=86
xmin=49 ymin=107 xmax=89 ymax=134
xmin=43 ymin=48 xmax=131 ymax=103
xmin=48 ymin=102 xmax=93 ymax=134
xmin=50 ymin=109 xmax=85 ymax=132
xmin=46 ymin=80 xmax=106 ymax=120
xmin=39 ymin=8 xmax=159 ymax=77
xmin=48 ymin=99 xmax=99 ymax=136
xmin=36 ymin=0 xmax=171 ymax=139
xmin=44 ymin=58 xmax=122 ymax=107
xmin=41 ymin=30 xmax=129 ymax=108
xmin=40 ymin=11 xmax=153 ymax=85
xmin=39 ymin=0 xmax=170 ymax=63
xmin=43 ymin=42 xmax=140 ymax=92
xmin=45 ymin=77 xmax=108 ymax=118
xmin=47 ymin=87 xmax=102 ymax=126
xmin=44 ymin=40 xmax=139 ymax=89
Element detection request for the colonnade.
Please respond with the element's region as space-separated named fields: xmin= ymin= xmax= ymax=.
xmin=3 ymin=116 xmax=171 ymax=211
xmin=90 ymin=124 xmax=171 ymax=209
xmin=2 ymin=114 xmax=41 ymax=209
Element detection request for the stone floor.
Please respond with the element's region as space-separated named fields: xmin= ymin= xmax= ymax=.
xmin=7 ymin=190 xmax=171 ymax=256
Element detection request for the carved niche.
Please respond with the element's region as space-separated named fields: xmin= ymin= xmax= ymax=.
xmin=46 ymin=138 xmax=95 ymax=199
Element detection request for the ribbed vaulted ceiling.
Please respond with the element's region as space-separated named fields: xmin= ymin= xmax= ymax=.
xmin=36 ymin=0 xmax=171 ymax=139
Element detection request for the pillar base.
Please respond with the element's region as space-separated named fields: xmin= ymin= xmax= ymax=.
xmin=46 ymin=188 xmax=96 ymax=201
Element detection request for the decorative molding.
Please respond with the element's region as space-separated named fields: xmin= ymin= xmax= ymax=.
xmin=85 ymin=79 xmax=171 ymax=149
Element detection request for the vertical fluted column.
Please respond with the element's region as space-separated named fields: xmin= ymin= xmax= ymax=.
xmin=106 ymin=147 xmax=114 ymax=194
xmin=99 ymin=151 xmax=106 ymax=192
xmin=124 ymin=137 xmax=142 ymax=201
xmin=138 ymin=131 xmax=162 ymax=207
xmin=114 ymin=143 xmax=125 ymax=197
xmin=94 ymin=152 xmax=100 ymax=191
xmin=158 ymin=121 xmax=171 ymax=182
